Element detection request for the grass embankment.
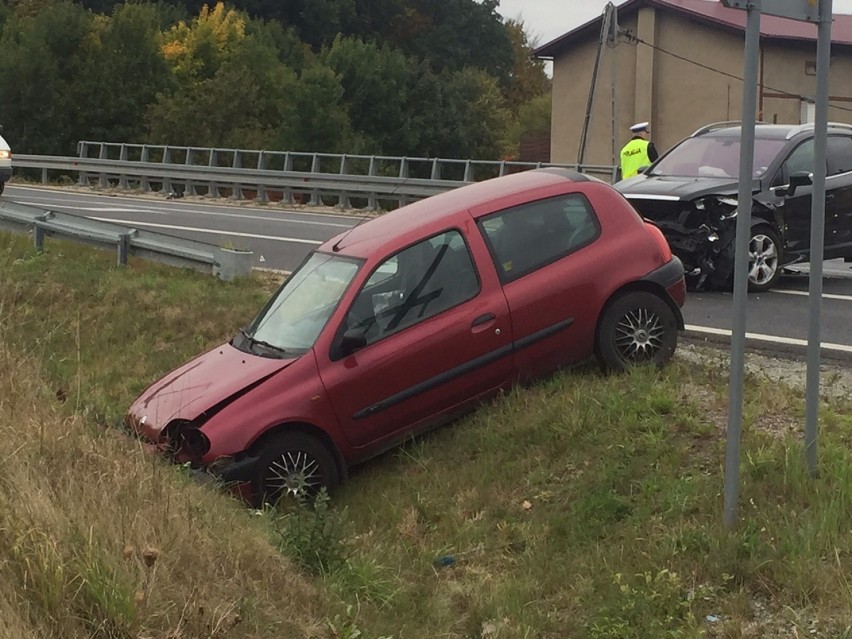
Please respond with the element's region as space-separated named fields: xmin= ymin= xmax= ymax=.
xmin=1 ymin=231 xmax=851 ymax=638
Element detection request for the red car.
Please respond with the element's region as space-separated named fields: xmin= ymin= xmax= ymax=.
xmin=126 ymin=168 xmax=685 ymax=505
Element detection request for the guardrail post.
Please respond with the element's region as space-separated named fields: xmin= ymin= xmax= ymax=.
xmin=256 ymin=151 xmax=268 ymax=203
xmin=162 ymin=146 xmax=173 ymax=194
xmin=117 ymin=229 xmax=136 ymax=266
xmin=184 ymin=147 xmax=197 ymax=196
xmin=208 ymin=149 xmax=220 ymax=198
xmin=231 ymin=150 xmax=243 ymax=200
xmin=98 ymin=143 xmax=109 ymax=188
xmin=281 ymin=152 xmax=294 ymax=205
xmin=139 ymin=146 xmax=151 ymax=192
xmin=77 ymin=141 xmax=89 ymax=186
xmin=309 ymin=153 xmax=321 ymax=206
xmin=338 ymin=155 xmax=351 ymax=209
xmin=398 ymin=157 xmax=409 ymax=208
xmin=463 ymin=160 xmax=474 ymax=183
xmin=367 ymin=156 xmax=379 ymax=210
xmin=32 ymin=212 xmax=53 ymax=251
xmin=118 ymin=144 xmax=129 ymax=189
xmin=499 ymin=161 xmax=507 ymax=177
xmin=430 ymin=158 xmax=440 ymax=180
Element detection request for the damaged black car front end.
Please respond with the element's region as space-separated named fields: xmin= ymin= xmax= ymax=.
xmin=621 ymin=189 xmax=766 ymax=290
xmin=612 ymin=121 xmax=841 ymax=292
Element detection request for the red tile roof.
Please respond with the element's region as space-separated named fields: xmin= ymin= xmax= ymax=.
xmin=534 ymin=0 xmax=852 ymax=58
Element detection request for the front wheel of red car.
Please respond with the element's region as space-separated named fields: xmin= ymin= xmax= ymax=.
xmin=595 ymin=292 xmax=678 ymax=372
xmin=253 ymin=432 xmax=339 ymax=507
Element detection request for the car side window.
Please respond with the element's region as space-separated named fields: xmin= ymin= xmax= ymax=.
xmin=776 ymin=139 xmax=816 ymax=185
xmin=343 ymin=230 xmax=480 ymax=346
xmin=827 ymin=136 xmax=852 ymax=176
xmin=477 ymin=193 xmax=600 ymax=283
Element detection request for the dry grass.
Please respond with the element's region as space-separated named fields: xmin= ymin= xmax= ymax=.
xmin=0 ymin=341 xmax=333 ymax=638
xmin=2 ymin=230 xmax=852 ymax=638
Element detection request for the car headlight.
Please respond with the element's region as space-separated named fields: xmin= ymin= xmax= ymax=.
xmin=0 ymin=151 xmax=10 ymax=160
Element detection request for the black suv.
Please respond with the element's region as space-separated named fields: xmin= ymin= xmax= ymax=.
xmin=614 ymin=121 xmax=852 ymax=291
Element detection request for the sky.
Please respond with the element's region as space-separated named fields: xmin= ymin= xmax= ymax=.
xmin=495 ymin=0 xmax=852 ymax=48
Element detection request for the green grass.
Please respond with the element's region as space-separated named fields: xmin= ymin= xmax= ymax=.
xmin=1 ymin=230 xmax=851 ymax=638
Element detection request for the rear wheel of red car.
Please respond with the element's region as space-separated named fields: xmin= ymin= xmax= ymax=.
xmin=253 ymin=432 xmax=339 ymax=507
xmin=747 ymin=226 xmax=782 ymax=292
xmin=595 ymin=291 xmax=678 ymax=372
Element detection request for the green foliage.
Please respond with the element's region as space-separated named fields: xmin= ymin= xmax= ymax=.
xmin=0 ymin=0 xmax=551 ymax=160
xmin=587 ymin=570 xmax=702 ymax=639
xmin=273 ymin=489 xmax=349 ymax=576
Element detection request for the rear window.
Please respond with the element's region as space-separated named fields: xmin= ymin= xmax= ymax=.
xmin=477 ymin=194 xmax=600 ymax=283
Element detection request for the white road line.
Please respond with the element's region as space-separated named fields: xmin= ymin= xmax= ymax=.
xmin=18 ymin=200 xmax=354 ymax=228
xmin=90 ymin=217 xmax=323 ymax=245
xmin=773 ymin=289 xmax=852 ymax=302
xmin=686 ymin=324 xmax=852 ymax=354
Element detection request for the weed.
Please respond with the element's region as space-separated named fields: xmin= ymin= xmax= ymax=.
xmin=274 ymin=489 xmax=349 ymax=575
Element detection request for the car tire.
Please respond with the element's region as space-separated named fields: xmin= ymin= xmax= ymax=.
xmin=595 ymin=291 xmax=678 ymax=372
xmin=747 ymin=226 xmax=782 ymax=292
xmin=253 ymin=431 xmax=339 ymax=507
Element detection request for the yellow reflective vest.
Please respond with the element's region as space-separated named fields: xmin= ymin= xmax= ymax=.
xmin=620 ymin=138 xmax=651 ymax=179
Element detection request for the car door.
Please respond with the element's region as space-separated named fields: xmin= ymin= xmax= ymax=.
xmin=824 ymin=135 xmax=852 ymax=257
xmin=476 ymin=192 xmax=602 ymax=381
xmin=319 ymin=227 xmax=513 ymax=450
xmin=772 ymin=138 xmax=817 ymax=257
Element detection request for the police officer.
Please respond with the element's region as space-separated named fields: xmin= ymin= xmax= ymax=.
xmin=619 ymin=121 xmax=659 ymax=179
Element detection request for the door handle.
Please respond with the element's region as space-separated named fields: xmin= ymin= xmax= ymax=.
xmin=471 ymin=313 xmax=496 ymax=328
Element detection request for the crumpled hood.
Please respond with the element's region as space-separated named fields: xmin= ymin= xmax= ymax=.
xmin=128 ymin=342 xmax=296 ymax=437
xmin=615 ymin=174 xmax=752 ymax=200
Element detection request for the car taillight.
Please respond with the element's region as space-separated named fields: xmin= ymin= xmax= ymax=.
xmin=644 ymin=221 xmax=673 ymax=261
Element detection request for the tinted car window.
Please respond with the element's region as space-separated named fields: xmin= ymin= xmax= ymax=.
xmin=828 ymin=136 xmax=852 ymax=175
xmin=478 ymin=194 xmax=599 ymax=283
xmin=784 ymin=139 xmax=816 ymax=177
xmin=344 ymin=230 xmax=479 ymax=345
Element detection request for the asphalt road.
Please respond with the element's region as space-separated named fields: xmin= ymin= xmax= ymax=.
xmin=7 ymin=184 xmax=852 ymax=360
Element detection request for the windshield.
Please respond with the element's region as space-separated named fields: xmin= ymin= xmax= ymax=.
xmin=244 ymin=252 xmax=360 ymax=352
xmin=651 ymin=136 xmax=787 ymax=179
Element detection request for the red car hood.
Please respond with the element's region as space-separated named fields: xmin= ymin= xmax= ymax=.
xmin=128 ymin=342 xmax=296 ymax=437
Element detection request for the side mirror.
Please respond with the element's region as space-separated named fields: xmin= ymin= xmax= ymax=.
xmin=778 ymin=170 xmax=813 ymax=197
xmin=338 ymin=329 xmax=367 ymax=357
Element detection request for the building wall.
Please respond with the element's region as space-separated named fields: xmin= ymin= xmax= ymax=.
xmin=548 ymin=6 xmax=852 ymax=172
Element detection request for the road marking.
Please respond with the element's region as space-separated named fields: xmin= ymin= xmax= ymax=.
xmin=774 ymin=289 xmax=852 ymax=302
xmin=686 ymin=324 xmax=852 ymax=354
xmin=18 ymin=200 xmax=355 ymax=228
xmin=90 ymin=217 xmax=323 ymax=245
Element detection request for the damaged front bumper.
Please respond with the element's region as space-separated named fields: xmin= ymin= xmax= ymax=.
xmin=652 ymin=196 xmax=741 ymax=289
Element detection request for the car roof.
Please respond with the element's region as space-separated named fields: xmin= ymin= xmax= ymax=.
xmin=322 ymin=168 xmax=593 ymax=258
xmin=695 ymin=122 xmax=852 ymax=141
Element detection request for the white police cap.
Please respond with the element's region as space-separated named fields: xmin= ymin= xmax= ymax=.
xmin=630 ymin=121 xmax=650 ymax=133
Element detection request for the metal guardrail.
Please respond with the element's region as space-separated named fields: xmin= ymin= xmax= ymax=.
xmin=0 ymin=199 xmax=253 ymax=281
xmin=14 ymin=142 xmax=619 ymax=209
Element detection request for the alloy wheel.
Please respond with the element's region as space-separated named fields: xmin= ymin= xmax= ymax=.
xmin=748 ymin=233 xmax=779 ymax=287
xmin=614 ymin=307 xmax=666 ymax=362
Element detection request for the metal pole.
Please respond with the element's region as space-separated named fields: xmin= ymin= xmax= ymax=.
xmin=724 ymin=0 xmax=761 ymax=530
xmin=805 ymin=0 xmax=833 ymax=477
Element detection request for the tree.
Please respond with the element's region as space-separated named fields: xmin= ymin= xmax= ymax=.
xmin=68 ymin=4 xmax=171 ymax=143
xmin=388 ymin=0 xmax=513 ymax=84
xmin=0 ymin=1 xmax=94 ymax=153
xmin=324 ymin=36 xmax=423 ymax=155
xmin=437 ymin=67 xmax=511 ymax=159
xmin=503 ymin=18 xmax=550 ymax=113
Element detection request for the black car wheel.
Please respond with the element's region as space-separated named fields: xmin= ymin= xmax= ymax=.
xmin=253 ymin=432 xmax=339 ymax=507
xmin=595 ymin=291 xmax=678 ymax=372
xmin=747 ymin=226 xmax=782 ymax=292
